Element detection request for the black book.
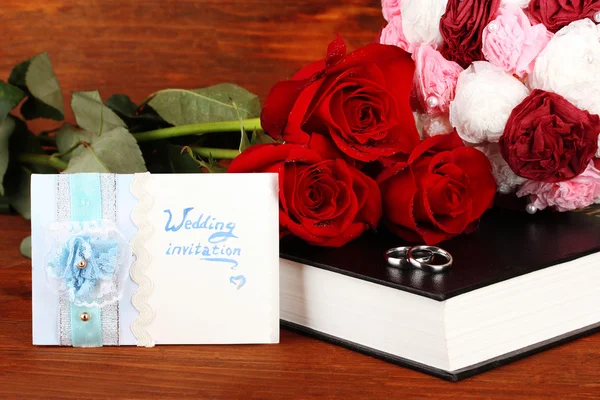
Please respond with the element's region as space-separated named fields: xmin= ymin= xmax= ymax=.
xmin=279 ymin=207 xmax=600 ymax=381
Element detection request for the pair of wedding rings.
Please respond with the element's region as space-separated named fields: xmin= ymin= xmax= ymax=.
xmin=384 ymin=245 xmax=453 ymax=273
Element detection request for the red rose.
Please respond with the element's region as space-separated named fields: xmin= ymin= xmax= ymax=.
xmin=499 ymin=89 xmax=599 ymax=183
xmin=526 ymin=0 xmax=600 ymax=33
xmin=260 ymin=37 xmax=419 ymax=162
xmin=440 ymin=0 xmax=501 ymax=68
xmin=378 ymin=132 xmax=496 ymax=245
xmin=228 ymin=143 xmax=381 ymax=247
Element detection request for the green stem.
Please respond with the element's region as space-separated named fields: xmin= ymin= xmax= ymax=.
xmin=18 ymin=153 xmax=68 ymax=170
xmin=56 ymin=141 xmax=82 ymax=159
xmin=133 ymin=118 xmax=262 ymax=142
xmin=191 ymin=147 xmax=240 ymax=160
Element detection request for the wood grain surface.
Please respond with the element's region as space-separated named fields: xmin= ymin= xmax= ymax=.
xmin=0 ymin=0 xmax=383 ymax=133
xmin=1 ymin=214 xmax=599 ymax=399
xmin=0 ymin=1 xmax=599 ymax=398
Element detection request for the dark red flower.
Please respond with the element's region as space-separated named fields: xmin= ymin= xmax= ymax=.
xmin=228 ymin=143 xmax=381 ymax=247
xmin=526 ymin=0 xmax=600 ymax=33
xmin=378 ymin=132 xmax=496 ymax=245
xmin=440 ymin=0 xmax=501 ymax=68
xmin=261 ymin=37 xmax=419 ymax=163
xmin=499 ymin=89 xmax=599 ymax=183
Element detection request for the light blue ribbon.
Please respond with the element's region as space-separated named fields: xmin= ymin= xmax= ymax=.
xmin=70 ymin=305 xmax=102 ymax=347
xmin=69 ymin=173 xmax=103 ymax=347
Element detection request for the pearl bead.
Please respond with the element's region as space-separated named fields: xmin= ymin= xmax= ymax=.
xmin=426 ymin=96 xmax=439 ymax=109
xmin=488 ymin=22 xmax=499 ymax=32
xmin=77 ymin=259 xmax=87 ymax=269
xmin=587 ymin=54 xmax=595 ymax=64
xmin=526 ymin=204 xmax=538 ymax=215
xmin=80 ymin=312 xmax=91 ymax=322
xmin=594 ymin=11 xmax=600 ymax=23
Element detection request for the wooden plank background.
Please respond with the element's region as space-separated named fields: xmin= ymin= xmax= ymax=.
xmin=0 ymin=0 xmax=383 ymax=131
xmin=1 ymin=1 xmax=599 ymax=399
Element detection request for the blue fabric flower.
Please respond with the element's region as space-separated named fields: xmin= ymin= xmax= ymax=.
xmin=48 ymin=235 xmax=119 ymax=300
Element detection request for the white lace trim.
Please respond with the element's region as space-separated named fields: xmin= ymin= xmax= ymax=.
xmin=129 ymin=173 xmax=156 ymax=347
xmin=45 ymin=220 xmax=132 ymax=308
xmin=55 ymin=174 xmax=123 ymax=346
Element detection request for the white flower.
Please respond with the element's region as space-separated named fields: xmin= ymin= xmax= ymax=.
xmin=413 ymin=112 xmax=454 ymax=138
xmin=449 ymin=62 xmax=530 ymax=144
xmin=475 ymin=142 xmax=527 ymax=194
xmin=399 ymin=0 xmax=448 ymax=51
xmin=529 ymin=19 xmax=600 ymax=116
xmin=423 ymin=114 xmax=454 ymax=138
xmin=413 ymin=111 xmax=425 ymax=139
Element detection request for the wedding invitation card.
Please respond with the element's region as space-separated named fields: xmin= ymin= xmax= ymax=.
xmin=31 ymin=173 xmax=280 ymax=347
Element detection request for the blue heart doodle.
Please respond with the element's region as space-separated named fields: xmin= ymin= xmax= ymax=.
xmin=229 ymin=275 xmax=246 ymax=290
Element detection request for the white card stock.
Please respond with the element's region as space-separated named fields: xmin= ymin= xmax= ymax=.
xmin=31 ymin=173 xmax=279 ymax=346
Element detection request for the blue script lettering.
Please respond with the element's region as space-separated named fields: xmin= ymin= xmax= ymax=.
xmin=164 ymin=207 xmax=194 ymax=232
xmin=200 ymin=257 xmax=239 ymax=270
xmin=164 ymin=208 xmax=237 ymax=242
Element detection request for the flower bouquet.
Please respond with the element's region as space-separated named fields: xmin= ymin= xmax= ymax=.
xmin=380 ymin=0 xmax=600 ymax=214
xmin=2 ymin=0 xmax=600 ymax=256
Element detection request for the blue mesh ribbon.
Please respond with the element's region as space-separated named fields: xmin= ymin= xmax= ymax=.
xmin=69 ymin=174 xmax=103 ymax=347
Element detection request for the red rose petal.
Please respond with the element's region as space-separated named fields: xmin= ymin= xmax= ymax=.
xmin=349 ymin=167 xmax=382 ymax=229
xmin=408 ymin=131 xmax=464 ymax=164
xmin=261 ymin=80 xmax=312 ymax=139
xmin=308 ymin=133 xmax=348 ymax=161
xmin=325 ymin=35 xmax=347 ymax=67
xmin=380 ymin=166 xmax=419 ymax=234
xmin=284 ymin=79 xmax=326 ymax=145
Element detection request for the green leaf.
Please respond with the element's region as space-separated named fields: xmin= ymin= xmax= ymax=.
xmin=9 ymin=119 xmax=55 ymax=175
xmin=65 ymin=127 xmax=147 ymax=173
xmin=3 ymin=119 xmax=54 ymax=219
xmin=106 ymin=94 xmax=169 ymax=133
xmin=8 ymin=167 xmax=32 ymax=219
xmin=71 ymin=91 xmax=126 ymax=135
xmin=147 ymin=83 xmax=261 ymax=126
xmin=0 ymin=117 xmax=16 ymax=195
xmin=167 ymin=144 xmax=203 ymax=173
xmin=0 ymin=196 xmax=11 ymax=214
xmin=232 ymin=101 xmax=251 ymax=153
xmin=20 ymin=235 xmax=32 ymax=259
xmin=105 ymin=94 xmax=138 ymax=117
xmin=250 ymin=129 xmax=277 ymax=146
xmin=55 ymin=123 xmax=93 ymax=161
xmin=8 ymin=58 xmax=29 ymax=89
xmin=0 ymin=82 xmax=26 ymax=122
xmin=202 ymin=152 xmax=228 ymax=173
xmin=8 ymin=52 xmax=64 ymax=121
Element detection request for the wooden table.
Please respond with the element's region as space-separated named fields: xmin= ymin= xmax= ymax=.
xmin=1 ymin=1 xmax=599 ymax=398
xmin=1 ymin=215 xmax=599 ymax=399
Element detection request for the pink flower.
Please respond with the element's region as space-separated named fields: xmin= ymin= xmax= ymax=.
xmin=413 ymin=45 xmax=463 ymax=116
xmin=516 ymin=162 xmax=600 ymax=211
xmin=382 ymin=0 xmax=401 ymax=22
xmin=380 ymin=15 xmax=413 ymax=53
xmin=482 ymin=5 xmax=552 ymax=78
xmin=380 ymin=1 xmax=447 ymax=54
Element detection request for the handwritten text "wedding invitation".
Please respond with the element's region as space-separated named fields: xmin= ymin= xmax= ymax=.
xmin=31 ymin=173 xmax=279 ymax=346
